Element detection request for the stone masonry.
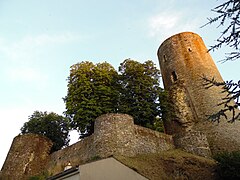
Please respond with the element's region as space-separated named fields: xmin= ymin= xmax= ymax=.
xmin=2 ymin=31 xmax=239 ymax=179
xmin=1 ymin=134 xmax=52 ymax=180
xmin=158 ymin=31 xmax=240 ymax=155
xmin=1 ymin=113 xmax=174 ymax=179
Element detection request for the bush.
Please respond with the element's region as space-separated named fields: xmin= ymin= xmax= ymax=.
xmin=214 ymin=151 xmax=240 ymax=179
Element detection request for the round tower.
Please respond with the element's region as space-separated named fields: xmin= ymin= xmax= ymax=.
xmin=158 ymin=32 xmax=240 ymax=154
xmin=93 ymin=113 xmax=136 ymax=157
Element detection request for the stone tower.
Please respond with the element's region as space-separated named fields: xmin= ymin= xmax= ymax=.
xmin=158 ymin=32 xmax=240 ymax=155
xmin=1 ymin=134 xmax=52 ymax=180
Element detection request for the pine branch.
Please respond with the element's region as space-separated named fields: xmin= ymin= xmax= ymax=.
xmin=203 ymin=76 xmax=240 ymax=122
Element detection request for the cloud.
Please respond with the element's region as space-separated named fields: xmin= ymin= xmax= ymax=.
xmin=149 ymin=13 xmax=179 ymax=37
xmin=0 ymin=32 xmax=82 ymax=64
xmin=148 ymin=11 xmax=200 ymax=40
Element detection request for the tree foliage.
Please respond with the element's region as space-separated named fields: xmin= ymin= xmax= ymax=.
xmin=204 ymin=0 xmax=240 ymax=62
xmin=63 ymin=61 xmax=119 ymax=137
xmin=21 ymin=111 xmax=70 ymax=152
xmin=203 ymin=0 xmax=240 ymax=122
xmin=118 ymin=59 xmax=162 ymax=128
xmin=203 ymin=77 xmax=240 ymax=123
xmin=64 ymin=59 xmax=164 ymax=137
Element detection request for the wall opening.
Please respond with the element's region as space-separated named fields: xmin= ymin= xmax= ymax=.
xmin=163 ymin=55 xmax=167 ymax=62
xmin=171 ymin=71 xmax=178 ymax=82
xmin=188 ymin=47 xmax=192 ymax=52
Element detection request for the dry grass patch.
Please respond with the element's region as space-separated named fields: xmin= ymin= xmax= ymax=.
xmin=115 ymin=149 xmax=218 ymax=180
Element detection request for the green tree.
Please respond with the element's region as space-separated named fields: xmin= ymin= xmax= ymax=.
xmin=118 ymin=59 xmax=162 ymax=129
xmin=21 ymin=111 xmax=70 ymax=152
xmin=63 ymin=61 xmax=119 ymax=137
xmin=203 ymin=0 xmax=240 ymax=122
xmin=64 ymin=59 xmax=164 ymax=137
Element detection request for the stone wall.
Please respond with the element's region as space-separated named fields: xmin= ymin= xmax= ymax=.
xmin=46 ymin=135 xmax=94 ymax=176
xmin=1 ymin=134 xmax=52 ymax=180
xmin=0 ymin=113 xmax=175 ymax=178
xmin=93 ymin=113 xmax=136 ymax=157
xmin=1 ymin=113 xmax=175 ymax=178
xmin=46 ymin=113 xmax=175 ymax=176
xmin=164 ymin=80 xmax=197 ymax=135
xmin=134 ymin=125 xmax=174 ymax=154
xmin=173 ymin=131 xmax=212 ymax=158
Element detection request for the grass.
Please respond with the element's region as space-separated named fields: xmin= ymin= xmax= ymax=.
xmin=115 ymin=149 xmax=218 ymax=180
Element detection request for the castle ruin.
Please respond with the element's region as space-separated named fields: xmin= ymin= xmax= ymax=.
xmin=1 ymin=32 xmax=240 ymax=179
xmin=1 ymin=114 xmax=174 ymax=179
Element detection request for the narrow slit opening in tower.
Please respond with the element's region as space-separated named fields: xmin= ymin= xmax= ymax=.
xmin=163 ymin=55 xmax=167 ymax=62
xmin=188 ymin=47 xmax=192 ymax=52
xmin=171 ymin=71 xmax=178 ymax=82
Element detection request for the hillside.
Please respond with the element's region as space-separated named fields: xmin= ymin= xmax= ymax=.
xmin=116 ymin=149 xmax=218 ymax=180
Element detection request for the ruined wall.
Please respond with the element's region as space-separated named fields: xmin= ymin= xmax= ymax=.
xmin=45 ymin=113 xmax=174 ymax=176
xmin=134 ymin=125 xmax=174 ymax=154
xmin=164 ymin=80 xmax=197 ymax=135
xmin=1 ymin=134 xmax=52 ymax=180
xmin=46 ymin=135 xmax=94 ymax=176
xmin=158 ymin=32 xmax=240 ymax=155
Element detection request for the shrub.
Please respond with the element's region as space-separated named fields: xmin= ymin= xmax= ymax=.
xmin=214 ymin=151 xmax=240 ymax=179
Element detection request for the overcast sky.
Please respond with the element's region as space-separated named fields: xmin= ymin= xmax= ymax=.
xmin=1 ymin=0 xmax=240 ymax=168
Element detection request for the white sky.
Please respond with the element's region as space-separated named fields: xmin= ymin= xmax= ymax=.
xmin=1 ymin=0 xmax=239 ymax=168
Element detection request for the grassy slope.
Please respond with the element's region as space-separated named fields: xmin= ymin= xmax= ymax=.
xmin=115 ymin=149 xmax=218 ymax=180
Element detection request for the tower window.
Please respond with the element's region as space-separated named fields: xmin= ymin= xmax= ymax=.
xmin=163 ymin=55 xmax=167 ymax=62
xmin=171 ymin=71 xmax=178 ymax=82
xmin=188 ymin=47 xmax=192 ymax=52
